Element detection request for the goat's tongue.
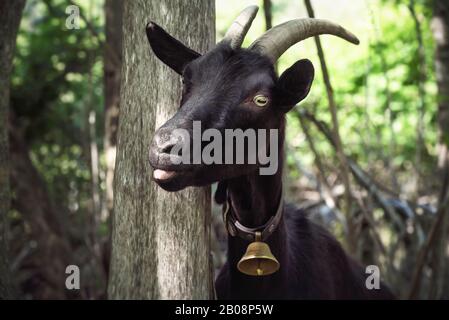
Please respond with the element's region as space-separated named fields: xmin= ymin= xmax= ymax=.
xmin=153 ymin=169 xmax=176 ymax=180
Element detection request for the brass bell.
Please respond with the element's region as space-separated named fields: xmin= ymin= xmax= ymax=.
xmin=237 ymin=232 xmax=280 ymax=276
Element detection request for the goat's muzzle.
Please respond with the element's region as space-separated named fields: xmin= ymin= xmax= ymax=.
xmin=149 ymin=125 xmax=192 ymax=191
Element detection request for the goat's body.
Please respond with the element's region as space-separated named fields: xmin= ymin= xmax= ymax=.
xmin=216 ymin=203 xmax=395 ymax=300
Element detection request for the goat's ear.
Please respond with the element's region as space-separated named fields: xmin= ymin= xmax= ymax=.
xmin=274 ymin=59 xmax=314 ymax=112
xmin=146 ymin=21 xmax=201 ymax=75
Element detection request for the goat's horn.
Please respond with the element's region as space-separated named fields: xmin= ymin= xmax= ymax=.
xmin=249 ymin=18 xmax=360 ymax=62
xmin=221 ymin=5 xmax=259 ymax=49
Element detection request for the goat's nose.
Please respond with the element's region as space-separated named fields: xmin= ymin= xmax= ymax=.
xmin=159 ymin=140 xmax=176 ymax=154
xmin=149 ymin=126 xmax=190 ymax=169
xmin=153 ymin=128 xmax=182 ymax=155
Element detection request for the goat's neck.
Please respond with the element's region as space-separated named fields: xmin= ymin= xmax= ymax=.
xmin=224 ymin=120 xmax=289 ymax=298
xmin=226 ymin=118 xmax=286 ymax=228
xmin=226 ymin=164 xmax=283 ymax=228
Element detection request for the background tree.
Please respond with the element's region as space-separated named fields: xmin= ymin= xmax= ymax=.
xmin=429 ymin=0 xmax=449 ymax=299
xmin=103 ymin=0 xmax=122 ymax=223
xmin=433 ymin=1 xmax=449 ymax=152
xmin=108 ymin=0 xmax=214 ymax=299
xmin=0 ymin=0 xmax=26 ymax=299
xmin=263 ymin=0 xmax=273 ymax=31
xmin=9 ymin=0 xmax=107 ymax=298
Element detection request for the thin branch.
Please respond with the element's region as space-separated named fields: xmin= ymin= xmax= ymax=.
xmin=408 ymin=147 xmax=449 ymax=299
xmin=427 ymin=147 xmax=449 ymax=298
xmin=304 ymin=0 xmax=355 ymax=252
xmin=286 ymin=141 xmax=348 ymax=230
xmin=353 ymin=193 xmax=386 ymax=255
xmin=263 ymin=0 xmax=276 ymax=71
xmin=263 ymin=0 xmax=272 ymax=31
xmin=297 ymin=110 xmax=333 ymax=193
xmin=408 ymin=0 xmax=428 ymax=193
xmin=301 ymin=109 xmax=405 ymax=233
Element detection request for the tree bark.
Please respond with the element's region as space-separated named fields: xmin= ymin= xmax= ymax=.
xmin=108 ymin=0 xmax=214 ymax=299
xmin=0 ymin=0 xmax=26 ymax=299
xmin=433 ymin=1 xmax=449 ymax=155
xmin=429 ymin=0 xmax=449 ymax=299
xmin=104 ymin=0 xmax=123 ymax=222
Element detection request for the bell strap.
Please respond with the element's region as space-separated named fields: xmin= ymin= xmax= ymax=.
xmin=223 ymin=189 xmax=284 ymax=242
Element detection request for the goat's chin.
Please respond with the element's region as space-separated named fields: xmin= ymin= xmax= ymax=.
xmin=153 ymin=175 xmax=214 ymax=192
xmin=151 ymin=169 xmax=211 ymax=191
xmin=152 ymin=173 xmax=191 ymax=192
xmin=154 ymin=180 xmax=187 ymax=192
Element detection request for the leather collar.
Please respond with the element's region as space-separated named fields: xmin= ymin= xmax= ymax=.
xmin=222 ymin=189 xmax=284 ymax=242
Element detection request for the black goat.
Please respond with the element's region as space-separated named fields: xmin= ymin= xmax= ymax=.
xmin=146 ymin=6 xmax=395 ymax=299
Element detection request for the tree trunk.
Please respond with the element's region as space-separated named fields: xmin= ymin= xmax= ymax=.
xmin=104 ymin=0 xmax=123 ymax=222
xmin=429 ymin=0 xmax=449 ymax=299
xmin=108 ymin=0 xmax=214 ymax=299
xmin=9 ymin=123 xmax=78 ymax=299
xmin=433 ymin=1 xmax=449 ymax=152
xmin=0 ymin=0 xmax=26 ymax=299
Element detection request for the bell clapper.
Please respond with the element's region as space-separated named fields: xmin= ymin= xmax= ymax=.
xmin=256 ymin=264 xmax=263 ymax=276
xmin=255 ymin=232 xmax=263 ymax=276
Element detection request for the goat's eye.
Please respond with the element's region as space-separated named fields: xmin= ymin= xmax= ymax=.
xmin=253 ymin=95 xmax=269 ymax=107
